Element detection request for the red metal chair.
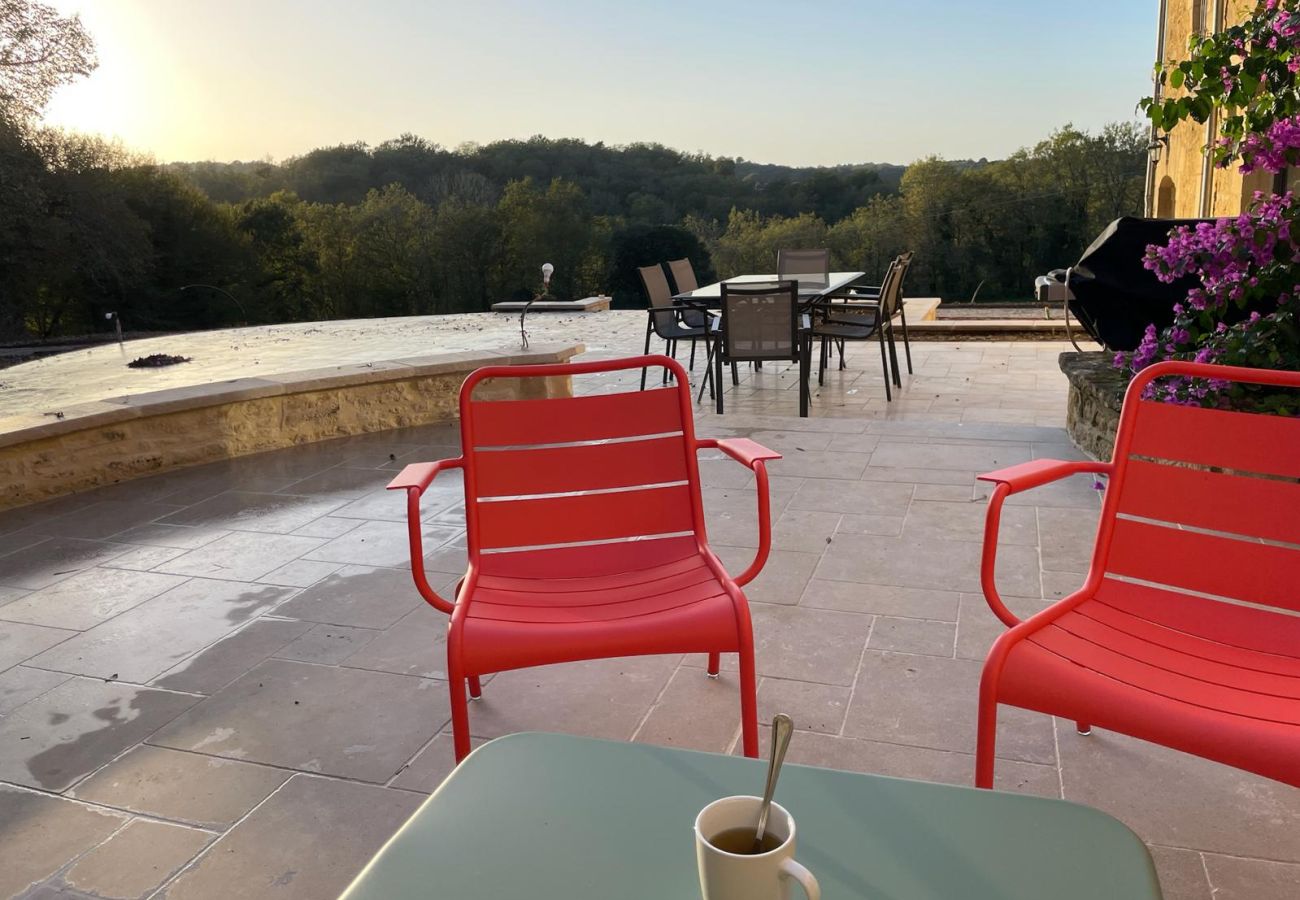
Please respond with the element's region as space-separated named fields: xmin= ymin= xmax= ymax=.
xmin=387 ymin=355 xmax=779 ymax=763
xmin=975 ymin=360 xmax=1300 ymax=789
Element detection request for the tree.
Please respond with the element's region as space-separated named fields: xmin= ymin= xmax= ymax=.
xmin=607 ymin=224 xmax=714 ymax=307
xmin=495 ymin=177 xmax=599 ymax=301
xmin=0 ymin=0 xmax=97 ymax=118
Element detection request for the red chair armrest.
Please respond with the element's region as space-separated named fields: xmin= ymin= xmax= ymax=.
xmin=978 ymin=459 xmax=1112 ymax=493
xmin=385 ymin=458 xmax=464 ymax=614
xmin=697 ymin=439 xmax=781 ymax=587
xmin=706 ymin=438 xmax=783 ymax=468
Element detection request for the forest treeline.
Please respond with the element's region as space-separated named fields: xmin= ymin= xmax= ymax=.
xmin=0 ymin=119 xmax=1146 ymax=340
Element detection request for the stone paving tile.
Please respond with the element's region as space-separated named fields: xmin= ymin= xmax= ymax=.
xmin=742 ymin=728 xmax=1060 ymax=798
xmin=903 ymin=498 xmax=1038 ymax=546
xmin=0 ymin=568 xmax=188 ymax=631
xmin=1150 ymin=846 xmax=1213 ymax=900
xmin=835 ymin=512 xmax=904 ymax=536
xmin=149 ymin=659 xmax=449 ymax=783
xmin=274 ymin=623 xmax=380 ymax=665
xmin=711 ymin=546 xmax=819 ymax=606
xmin=857 ymin=464 xmax=976 ymax=486
xmin=0 ymin=620 xmax=75 ymax=670
xmin=0 ymin=538 xmax=134 ymax=590
xmin=868 ymin=441 xmax=1035 ymax=471
xmin=633 ymin=667 xmax=744 ymax=753
xmin=275 ymin=466 xmax=396 ymax=499
xmin=30 ymin=580 xmax=296 ymax=684
xmin=466 ymin=656 xmax=679 ymax=742
xmin=71 ymin=745 xmax=291 ymax=830
xmin=160 ymin=774 xmax=423 ymax=900
xmin=154 ymin=532 xmax=327 ymax=582
xmin=0 ymin=665 xmax=71 ymax=716
xmin=1041 ymin=570 xmax=1088 ymax=601
xmin=1204 ymin=853 xmax=1300 ymax=900
xmin=818 ymin=534 xmax=1042 ymax=596
xmin=301 ymin=519 xmax=460 ymax=568
xmin=340 ymin=607 xmax=445 ymax=678
xmin=273 ymin=564 xmax=425 ymax=629
xmin=256 ymin=558 xmax=341 ymax=588
xmin=800 ymin=580 xmax=960 ymax=621
xmin=1057 ymin=729 xmax=1300 ymax=860
xmin=62 ymin=818 xmax=213 ymax=898
xmin=0 ymin=785 xmax=127 ymax=897
xmin=153 ymin=618 xmax=312 ymax=695
xmin=954 ymin=593 xmax=1053 ymax=661
xmin=844 ymin=651 xmax=1057 ymax=765
xmin=787 ymin=478 xmax=915 ymax=517
xmin=389 ymin=732 xmax=483 ymax=794
xmin=756 ymin=677 xmax=850 ymax=735
xmin=159 ymin=491 xmax=349 ymax=535
xmin=0 ymin=678 xmax=197 ymax=791
xmin=100 ymin=544 xmax=190 ymax=571
xmin=745 ymin=603 xmax=870 ymax=686
xmin=867 ymin=616 xmax=956 ymax=657
xmin=35 ymin=500 xmax=184 ymax=542
xmin=109 ymin=523 xmax=232 ymax=550
xmin=289 ymin=516 xmax=363 ymax=539
xmin=1037 ymin=504 xmax=1100 ymax=573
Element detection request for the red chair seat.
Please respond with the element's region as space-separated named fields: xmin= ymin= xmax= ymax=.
xmin=461 ymin=538 xmax=741 ymax=674
xmin=998 ymin=580 xmax=1300 ymax=786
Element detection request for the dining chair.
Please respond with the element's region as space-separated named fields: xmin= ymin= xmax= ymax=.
xmin=776 ymin=248 xmax=831 ymax=291
xmin=386 ymin=355 xmax=780 ymax=762
xmin=704 ymin=280 xmax=812 ymax=416
xmin=639 ymin=263 xmax=714 ymax=391
xmin=667 ymin=258 xmax=708 ymax=368
xmin=807 ymin=261 xmax=899 ymax=401
xmin=832 ymin=251 xmax=915 ymax=375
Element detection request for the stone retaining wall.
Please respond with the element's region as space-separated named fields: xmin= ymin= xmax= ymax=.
xmin=1059 ymin=351 xmax=1128 ymax=461
xmin=0 ymin=344 xmax=581 ymax=511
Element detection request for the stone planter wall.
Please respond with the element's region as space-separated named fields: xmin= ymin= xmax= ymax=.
xmin=1060 ymin=351 xmax=1129 ymax=461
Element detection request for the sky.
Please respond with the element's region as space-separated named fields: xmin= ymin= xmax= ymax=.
xmin=41 ymin=0 xmax=1158 ymax=167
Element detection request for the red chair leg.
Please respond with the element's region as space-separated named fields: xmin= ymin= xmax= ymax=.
xmin=738 ymin=646 xmax=759 ymax=758
xmin=975 ymin=680 xmax=998 ymax=789
xmin=707 ymin=652 xmax=721 ymax=677
xmin=1076 ymin=721 xmax=1092 ymax=735
xmin=468 ymin=675 xmax=483 ymax=700
xmin=449 ymin=659 xmax=473 ymax=764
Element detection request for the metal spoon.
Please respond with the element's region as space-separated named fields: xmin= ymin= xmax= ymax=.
xmin=753 ymin=714 xmax=794 ymax=853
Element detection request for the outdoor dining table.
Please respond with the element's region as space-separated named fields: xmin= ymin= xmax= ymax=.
xmin=672 ymin=272 xmax=868 ymax=418
xmin=340 ymin=732 xmax=1162 ymax=899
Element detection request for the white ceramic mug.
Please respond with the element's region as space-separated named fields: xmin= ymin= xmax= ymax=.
xmin=694 ymin=796 xmax=820 ymax=900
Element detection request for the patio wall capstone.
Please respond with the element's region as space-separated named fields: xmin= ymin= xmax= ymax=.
xmin=0 ymin=344 xmax=581 ymax=511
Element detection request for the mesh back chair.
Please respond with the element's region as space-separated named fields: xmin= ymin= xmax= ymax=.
xmin=776 ymin=248 xmax=831 ymax=291
xmin=806 ymin=262 xmax=898 ymax=401
xmin=705 ymin=281 xmax=812 ymax=416
xmin=639 ymin=263 xmax=713 ymax=391
xmin=831 ymin=251 xmax=915 ymax=375
xmin=387 ymin=355 xmax=780 ymax=762
xmin=667 ymin=258 xmax=708 ymax=360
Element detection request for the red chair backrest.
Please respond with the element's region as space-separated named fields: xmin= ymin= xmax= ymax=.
xmin=1097 ymin=361 xmax=1300 ymax=613
xmin=456 ymin=355 xmax=707 ymax=568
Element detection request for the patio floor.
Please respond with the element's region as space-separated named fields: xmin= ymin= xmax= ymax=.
xmin=1 ymin=327 xmax=1297 ymax=899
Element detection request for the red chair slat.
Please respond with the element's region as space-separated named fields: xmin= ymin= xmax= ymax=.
xmin=474 ymin=535 xmax=702 ymax=579
xmin=469 ymin=580 xmax=730 ymax=624
xmin=1051 ymin=613 xmax=1300 ymax=697
xmin=1127 ymin=400 xmax=1300 ymax=478
xmin=1106 ymin=517 xmax=1300 ymax=612
xmin=472 ymin=436 xmax=690 ymax=498
xmin=1116 ymin=458 xmax=1300 ymax=545
xmin=1030 ymin=625 xmax=1300 ymax=724
xmin=1079 ymin=594 xmax=1300 ymax=677
xmin=476 ymin=484 xmax=696 ymax=550
xmin=470 ymin=388 xmax=684 ymax=448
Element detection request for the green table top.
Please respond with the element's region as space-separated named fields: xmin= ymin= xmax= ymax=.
xmin=341 ymin=733 xmax=1161 ymax=900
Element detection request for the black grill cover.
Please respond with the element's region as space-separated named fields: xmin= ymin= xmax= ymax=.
xmin=1062 ymin=217 xmax=1207 ymax=351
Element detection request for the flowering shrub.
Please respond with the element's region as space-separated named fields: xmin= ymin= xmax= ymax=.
xmin=1142 ymin=0 xmax=1300 ymax=171
xmin=1127 ymin=1 xmax=1300 ymax=410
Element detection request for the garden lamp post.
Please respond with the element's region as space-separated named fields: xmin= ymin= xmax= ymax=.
xmin=178 ymin=284 xmax=247 ymax=323
xmin=520 ymin=262 xmax=555 ymax=349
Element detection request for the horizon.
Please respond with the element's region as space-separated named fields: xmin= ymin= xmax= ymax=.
xmin=42 ymin=0 xmax=1157 ymax=168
